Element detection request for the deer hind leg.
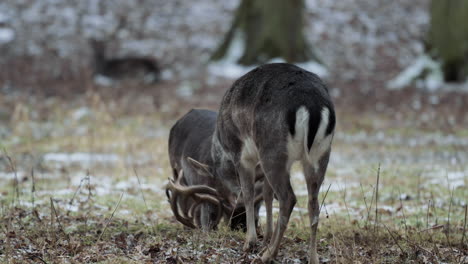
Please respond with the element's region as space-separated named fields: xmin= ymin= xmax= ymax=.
xmin=262 ymin=179 xmax=274 ymax=244
xmin=239 ymin=139 xmax=260 ymax=251
xmin=260 ymin=156 xmax=296 ymax=263
xmin=303 ymin=150 xmax=330 ymax=264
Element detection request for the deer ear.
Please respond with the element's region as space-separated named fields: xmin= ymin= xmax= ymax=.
xmin=186 ymin=157 xmax=213 ymax=178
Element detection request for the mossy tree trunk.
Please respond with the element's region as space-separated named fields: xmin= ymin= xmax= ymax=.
xmin=427 ymin=0 xmax=468 ymax=82
xmin=212 ymin=0 xmax=317 ymax=65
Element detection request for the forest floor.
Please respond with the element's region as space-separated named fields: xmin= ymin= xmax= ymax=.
xmin=0 ymin=85 xmax=467 ymax=264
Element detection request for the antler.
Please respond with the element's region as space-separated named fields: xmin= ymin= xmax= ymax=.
xmin=166 ymin=170 xmax=226 ymax=228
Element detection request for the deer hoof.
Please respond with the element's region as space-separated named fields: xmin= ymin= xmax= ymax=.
xmin=260 ymin=251 xmax=273 ymax=263
xmin=243 ymin=240 xmax=256 ymax=252
xmin=263 ymin=233 xmax=271 ymax=245
xmin=308 ymin=254 xmax=319 ymax=264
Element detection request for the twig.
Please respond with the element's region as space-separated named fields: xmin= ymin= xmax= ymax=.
xmin=462 ymin=204 xmax=467 ymax=246
xmin=67 ymin=173 xmax=90 ymax=215
xmin=31 ymin=168 xmax=36 ymax=210
xmin=3 ymin=148 xmax=20 ymax=205
xmin=228 ymin=190 xmax=241 ymax=227
xmin=50 ymin=197 xmax=70 ymax=240
xmin=28 ymin=254 xmax=48 ymax=264
xmin=402 ymin=235 xmax=436 ymax=258
xmin=319 ymin=184 xmax=332 ymax=213
xmin=397 ymin=189 xmax=409 ymax=240
xmin=374 ymin=164 xmax=381 ymax=233
xmin=359 ymin=183 xmax=372 ymax=228
xmin=86 ymin=170 xmax=92 ymax=202
xmin=98 ymin=192 xmax=124 ymax=241
xmin=383 ymin=224 xmax=405 ymax=254
xmin=426 ymin=199 xmax=431 ymax=229
xmin=446 ymin=187 xmax=454 ymax=246
xmin=133 ymin=166 xmax=156 ymax=233
xmin=340 ymin=185 xmax=354 ymax=227
xmin=417 ymin=224 xmax=444 ymax=233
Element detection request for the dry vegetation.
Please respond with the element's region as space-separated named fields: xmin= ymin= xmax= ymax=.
xmin=0 ymin=0 xmax=467 ymax=262
xmin=0 ymin=84 xmax=467 ymax=263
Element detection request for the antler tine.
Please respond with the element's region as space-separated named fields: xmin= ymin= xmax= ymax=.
xmin=187 ymin=193 xmax=224 ymax=226
xmin=166 ymin=169 xmax=235 ymax=228
xmin=167 ymin=188 xmax=196 ymax=228
xmin=166 ymin=170 xmax=196 ymax=228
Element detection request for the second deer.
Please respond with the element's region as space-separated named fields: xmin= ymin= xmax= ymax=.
xmin=90 ymin=39 xmax=160 ymax=84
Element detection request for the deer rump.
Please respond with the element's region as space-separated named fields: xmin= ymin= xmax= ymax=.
xmin=166 ymin=109 xmax=263 ymax=231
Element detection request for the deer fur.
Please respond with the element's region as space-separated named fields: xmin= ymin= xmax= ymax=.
xmin=168 ymin=109 xmax=263 ymax=231
xmin=213 ymin=63 xmax=335 ymax=263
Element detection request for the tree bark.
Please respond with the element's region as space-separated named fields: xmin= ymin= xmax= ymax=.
xmin=212 ymin=0 xmax=317 ymax=65
xmin=427 ymin=0 xmax=468 ymax=82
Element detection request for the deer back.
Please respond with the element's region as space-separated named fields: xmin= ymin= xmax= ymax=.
xmin=215 ymin=63 xmax=335 ymax=170
xmin=168 ymin=109 xmax=217 ymax=185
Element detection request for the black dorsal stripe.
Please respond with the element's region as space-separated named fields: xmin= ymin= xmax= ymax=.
xmin=307 ymin=108 xmax=321 ymax=151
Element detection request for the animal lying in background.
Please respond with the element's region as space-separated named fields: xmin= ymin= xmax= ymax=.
xmin=90 ymin=39 xmax=160 ymax=85
xmin=166 ymin=109 xmax=263 ymax=231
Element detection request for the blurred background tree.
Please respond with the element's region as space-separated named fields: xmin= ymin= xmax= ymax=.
xmin=211 ymin=0 xmax=319 ymax=65
xmin=427 ymin=0 xmax=468 ymax=82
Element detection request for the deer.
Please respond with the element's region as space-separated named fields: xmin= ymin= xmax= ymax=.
xmin=89 ymin=39 xmax=160 ymax=84
xmin=166 ymin=109 xmax=264 ymax=231
xmin=179 ymin=63 xmax=335 ymax=263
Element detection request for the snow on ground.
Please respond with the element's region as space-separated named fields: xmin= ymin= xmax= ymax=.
xmin=43 ymin=152 xmax=120 ymax=165
xmin=0 ymin=0 xmax=431 ymax=88
xmin=0 ymin=27 xmax=14 ymax=44
xmin=387 ymin=55 xmax=444 ymax=91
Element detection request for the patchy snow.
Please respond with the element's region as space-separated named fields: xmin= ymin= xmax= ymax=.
xmin=94 ymin=75 xmax=114 ymax=86
xmin=322 ymin=202 xmax=360 ymax=216
xmin=71 ymin=107 xmax=92 ymax=121
xmin=207 ymin=30 xmax=327 ymax=79
xmin=0 ymin=27 xmax=15 ymax=44
xmin=337 ymin=131 xmax=468 ymax=148
xmin=65 ymin=203 xmax=80 ymax=212
xmin=0 ymin=171 xmax=19 ymax=180
xmin=207 ymin=62 xmax=254 ymax=79
xmin=387 ymin=55 xmax=444 ymax=91
xmin=36 ymin=188 xmax=76 ymax=196
xmin=259 ymin=206 xmax=279 ymax=217
xmin=176 ymin=81 xmax=195 ymax=98
xmin=43 ymin=152 xmax=120 ymax=164
xmin=208 ymin=57 xmax=328 ymax=80
xmin=425 ymin=170 xmax=466 ymax=190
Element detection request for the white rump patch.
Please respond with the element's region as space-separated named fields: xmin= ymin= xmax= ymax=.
xmin=287 ymin=106 xmax=333 ymax=171
xmin=308 ymin=107 xmax=333 ymax=170
xmin=287 ymin=106 xmax=309 ymax=167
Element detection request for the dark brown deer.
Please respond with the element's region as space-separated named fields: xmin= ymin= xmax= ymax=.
xmin=90 ymin=39 xmax=160 ymax=84
xmin=182 ymin=63 xmax=335 ymax=263
xmin=166 ymin=109 xmax=264 ymax=231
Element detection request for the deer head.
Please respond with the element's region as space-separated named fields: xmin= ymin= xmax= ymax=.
xmin=166 ymin=109 xmax=263 ymax=231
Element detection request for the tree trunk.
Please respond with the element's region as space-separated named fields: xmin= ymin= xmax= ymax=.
xmin=212 ymin=0 xmax=317 ymax=65
xmin=427 ymin=0 xmax=468 ymax=82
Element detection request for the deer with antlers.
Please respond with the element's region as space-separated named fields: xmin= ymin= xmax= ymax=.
xmin=166 ymin=109 xmax=264 ymax=231
xmin=167 ymin=63 xmax=335 ymax=263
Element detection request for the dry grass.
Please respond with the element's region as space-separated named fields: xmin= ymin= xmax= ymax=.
xmin=0 ymin=89 xmax=467 ymax=263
